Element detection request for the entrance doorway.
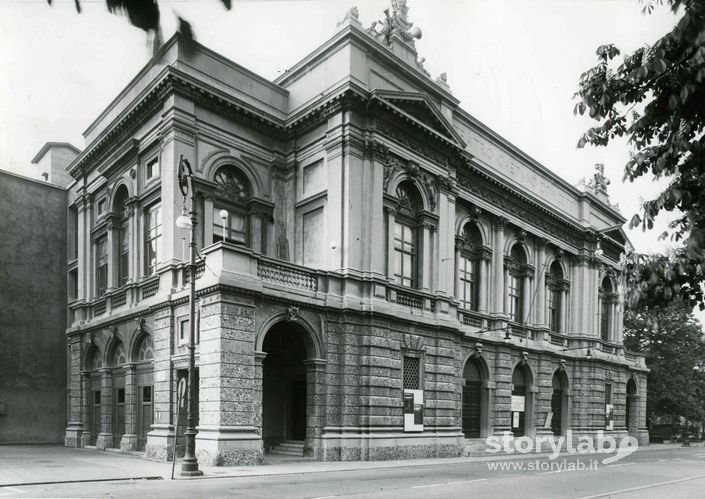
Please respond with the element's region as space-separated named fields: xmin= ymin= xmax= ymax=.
xmin=551 ymin=370 xmax=569 ymax=436
xmin=626 ymin=378 xmax=637 ymax=434
xmin=511 ymin=364 xmax=532 ymax=437
xmin=462 ymin=358 xmax=483 ymax=438
xmin=262 ymin=322 xmax=309 ymax=452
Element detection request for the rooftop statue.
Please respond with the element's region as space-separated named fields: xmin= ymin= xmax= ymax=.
xmin=588 ymin=163 xmax=610 ymax=195
xmin=367 ymin=0 xmax=422 ymax=46
xmin=336 ymin=6 xmax=360 ymax=27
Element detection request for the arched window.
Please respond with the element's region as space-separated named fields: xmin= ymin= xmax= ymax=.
xmin=458 ymin=224 xmax=483 ymax=311
xmin=511 ymin=365 xmax=531 ymax=437
xmin=462 ymin=358 xmax=483 ymax=438
xmin=109 ymin=341 xmax=126 ymax=368
xmin=135 ymin=335 xmax=154 ymax=362
xmin=506 ymin=245 xmax=528 ymax=323
xmin=551 ymin=370 xmax=569 ymax=436
xmin=393 ymin=181 xmax=422 ymax=288
xmin=599 ymin=277 xmax=614 ymax=341
xmin=212 ymin=165 xmax=250 ymax=245
xmin=547 ymin=261 xmax=564 ymax=333
xmin=113 ymin=186 xmax=130 ymax=287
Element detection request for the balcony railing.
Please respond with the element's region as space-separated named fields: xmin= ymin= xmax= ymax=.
xmin=257 ymin=259 xmax=318 ymax=292
xmin=459 ymin=310 xmax=484 ymax=328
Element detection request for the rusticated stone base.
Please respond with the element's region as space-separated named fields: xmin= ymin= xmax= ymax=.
xmin=120 ymin=433 xmax=139 ymax=452
xmin=194 ymin=426 xmax=263 ymax=466
xmin=196 ymin=448 xmax=263 ymax=466
xmin=95 ymin=433 xmax=113 ymax=450
xmin=81 ymin=433 xmax=93 ymax=448
xmin=145 ymin=425 xmax=175 ymax=461
xmin=312 ymin=431 xmax=464 ymax=462
xmin=64 ymin=426 xmax=83 ymax=448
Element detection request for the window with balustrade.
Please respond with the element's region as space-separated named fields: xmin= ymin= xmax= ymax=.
xmin=212 ymin=165 xmax=250 ymax=246
xmin=96 ymin=235 xmax=108 ymax=297
xmin=546 ymin=261 xmax=566 ymax=333
xmin=392 ymin=181 xmax=423 ymax=288
xmin=506 ymin=244 xmax=528 ymax=323
xmin=458 ymin=223 xmax=483 ymax=311
xmin=599 ymin=276 xmax=615 ymax=341
xmin=144 ymin=203 xmax=161 ymax=276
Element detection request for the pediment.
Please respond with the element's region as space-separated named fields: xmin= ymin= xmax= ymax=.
xmin=370 ymin=90 xmax=466 ymax=149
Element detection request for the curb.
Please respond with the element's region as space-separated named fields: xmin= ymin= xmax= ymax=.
xmin=0 ymin=476 xmax=163 ymax=488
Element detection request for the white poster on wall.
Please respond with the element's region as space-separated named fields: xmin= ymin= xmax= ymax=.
xmin=511 ymin=395 xmax=525 ymax=412
xmin=403 ymin=389 xmax=424 ymax=432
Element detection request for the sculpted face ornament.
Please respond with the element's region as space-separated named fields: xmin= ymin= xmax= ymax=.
xmin=287 ymin=306 xmax=300 ymax=322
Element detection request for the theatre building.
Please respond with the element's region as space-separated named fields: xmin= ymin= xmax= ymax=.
xmin=63 ymin=3 xmax=648 ymax=465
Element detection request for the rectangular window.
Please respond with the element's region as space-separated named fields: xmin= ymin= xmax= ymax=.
xmin=97 ymin=198 xmax=106 ymax=216
xmin=303 ymin=207 xmax=324 ymax=268
xmin=508 ymin=273 xmax=521 ymax=322
xmin=459 ymin=256 xmax=475 ymax=310
xmin=145 ymin=204 xmax=162 ymax=276
xmin=68 ymin=269 xmax=78 ymax=301
xmin=212 ymin=207 xmax=247 ymax=245
xmin=394 ymin=221 xmax=415 ymax=287
xmin=600 ymin=297 xmax=610 ymax=341
xmin=68 ymin=206 xmax=78 ymax=260
xmin=403 ymin=356 xmax=421 ymax=390
xmin=118 ymin=223 xmax=129 ymax=285
xmin=605 ymin=382 xmax=614 ymax=429
xmin=179 ymin=319 xmax=189 ymax=345
xmin=146 ymin=157 xmax=159 ymax=180
xmin=96 ymin=235 xmax=108 ymax=296
xmin=548 ymin=288 xmax=561 ymax=333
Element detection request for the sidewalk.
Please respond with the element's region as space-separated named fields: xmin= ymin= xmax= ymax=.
xmin=0 ymin=442 xmax=702 ymax=487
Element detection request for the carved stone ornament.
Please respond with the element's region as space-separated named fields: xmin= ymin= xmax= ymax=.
xmin=287 ymin=306 xmax=300 ymax=322
xmin=474 ymin=342 xmax=483 ymax=357
xmin=402 ymin=333 xmax=425 ymax=352
xmin=136 ymin=317 xmax=146 ymax=334
xmin=336 ymin=6 xmax=360 ymax=27
xmin=110 ymin=325 xmax=119 ymax=338
xmin=521 ymin=351 xmax=529 ymax=364
xmin=366 ymin=0 xmax=422 ymax=46
xmin=587 ymin=163 xmax=610 ymax=195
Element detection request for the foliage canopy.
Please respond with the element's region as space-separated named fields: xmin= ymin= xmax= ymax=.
xmin=574 ymin=0 xmax=705 ymax=311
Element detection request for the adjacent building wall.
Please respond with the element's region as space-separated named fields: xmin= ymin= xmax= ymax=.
xmin=0 ymin=170 xmax=68 ymax=443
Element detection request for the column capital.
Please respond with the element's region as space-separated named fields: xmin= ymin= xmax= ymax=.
xmin=494 ymin=216 xmax=507 ymax=231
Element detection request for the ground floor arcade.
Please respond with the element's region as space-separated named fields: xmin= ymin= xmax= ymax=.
xmin=64 ymin=289 xmax=648 ymax=465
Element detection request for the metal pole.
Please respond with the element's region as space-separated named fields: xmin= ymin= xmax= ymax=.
xmin=180 ymin=173 xmax=203 ymax=477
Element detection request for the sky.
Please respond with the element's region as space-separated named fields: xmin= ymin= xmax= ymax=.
xmin=0 ymin=0 xmax=680 ymax=255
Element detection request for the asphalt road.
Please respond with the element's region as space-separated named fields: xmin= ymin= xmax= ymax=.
xmin=2 ymin=447 xmax=705 ymax=498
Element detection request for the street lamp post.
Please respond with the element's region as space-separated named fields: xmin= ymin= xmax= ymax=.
xmin=176 ymin=155 xmax=203 ymax=477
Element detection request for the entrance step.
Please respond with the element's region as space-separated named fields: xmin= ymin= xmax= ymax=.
xmin=269 ymin=440 xmax=304 ymax=457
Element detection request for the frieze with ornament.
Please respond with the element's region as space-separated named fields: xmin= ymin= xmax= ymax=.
xmin=457 ymin=172 xmax=583 ymax=247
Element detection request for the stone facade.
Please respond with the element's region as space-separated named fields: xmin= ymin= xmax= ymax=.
xmin=62 ymin=2 xmax=648 ymax=466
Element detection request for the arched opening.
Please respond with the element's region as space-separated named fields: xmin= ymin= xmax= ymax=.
xmin=262 ymin=322 xmax=313 ymax=455
xmin=85 ymin=345 xmax=102 ymax=446
xmin=511 ymin=363 xmax=533 ymax=437
xmin=547 ymin=262 xmax=564 ymax=333
xmin=551 ymin=370 xmax=569 ymax=436
xmin=626 ymin=378 xmax=638 ymax=434
xmin=133 ymin=335 xmax=154 ymax=451
xmin=392 ymin=181 xmax=423 ymax=288
xmin=507 ymin=245 xmax=528 ymax=323
xmin=462 ymin=357 xmax=487 ymax=438
xmin=112 ymin=186 xmax=130 ymax=287
xmin=458 ymin=223 xmax=483 ymax=311
xmin=212 ymin=165 xmax=251 ymax=246
xmin=107 ymin=341 xmax=126 ymax=449
xmin=599 ymin=277 xmax=614 ymax=341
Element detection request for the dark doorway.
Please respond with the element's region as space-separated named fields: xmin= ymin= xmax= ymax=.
xmin=137 ymin=385 xmax=153 ymax=451
xmin=551 ymin=370 xmax=569 ymax=436
xmin=90 ymin=389 xmax=101 ymax=446
xmin=262 ymin=322 xmax=309 ymax=452
xmin=113 ymin=387 xmax=126 ymax=448
xmin=511 ymin=366 xmax=528 ymax=437
xmin=626 ymin=378 xmax=637 ymax=434
xmin=462 ymin=359 xmax=483 ymax=438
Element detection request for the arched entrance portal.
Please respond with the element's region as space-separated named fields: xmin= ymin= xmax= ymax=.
xmin=626 ymin=378 xmax=638 ymax=434
xmin=551 ymin=370 xmax=569 ymax=436
xmin=511 ymin=363 xmax=533 ymax=437
xmin=462 ymin=356 xmax=489 ymax=438
xmin=262 ymin=322 xmax=311 ymax=453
